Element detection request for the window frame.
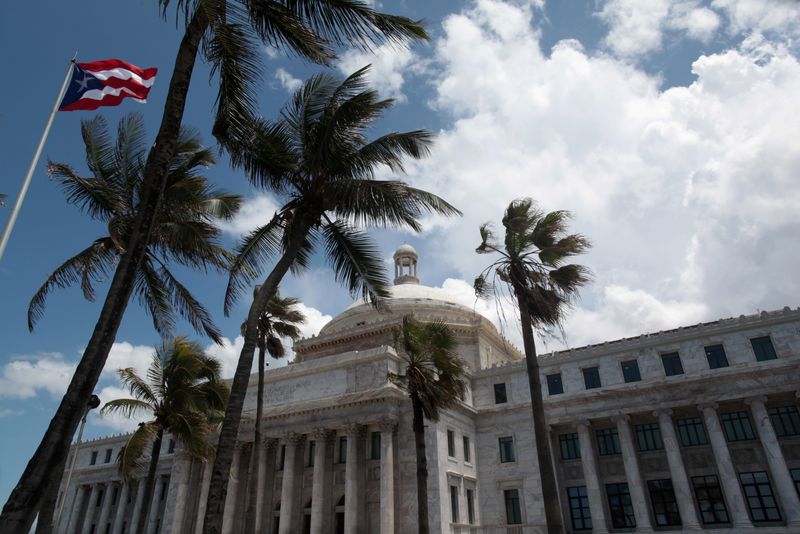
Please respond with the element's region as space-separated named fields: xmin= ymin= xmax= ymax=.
xmin=705 ymin=344 xmax=729 ymax=369
xmin=567 ymin=485 xmax=592 ymax=531
xmin=447 ymin=429 xmax=456 ymax=458
xmin=635 ymin=423 xmax=664 ymax=452
xmin=620 ymin=359 xmax=642 ymax=383
xmin=449 ymin=485 xmax=459 ymax=523
xmin=606 ymin=482 xmax=636 ymax=528
xmin=751 ymin=336 xmax=777 ymax=361
xmin=692 ymin=475 xmax=730 ymax=525
xmin=768 ymin=405 xmax=800 ymax=437
xmin=559 ymin=433 xmax=581 ymax=460
xmin=739 ymin=471 xmax=782 ymax=522
xmin=89 ymin=451 xmax=98 ymax=466
xmin=720 ymin=411 xmax=756 ymax=442
xmin=308 ymin=440 xmax=316 ymax=467
xmin=503 ymin=488 xmax=523 ymax=525
xmin=596 ymin=427 xmax=621 ymax=456
xmin=660 ymin=352 xmax=684 ymax=376
xmin=676 ymin=417 xmax=708 ymax=446
xmin=370 ymin=432 xmax=381 ymax=460
xmin=493 ymin=382 xmax=508 ymax=404
xmin=104 ymin=448 xmax=113 ymax=463
xmin=582 ymin=366 xmax=601 ymax=389
xmin=338 ymin=437 xmax=347 ymax=464
xmin=546 ymin=373 xmax=564 ymax=395
xmin=466 ymin=488 xmax=476 ymax=524
xmin=498 ymin=436 xmax=516 ymax=463
xmin=647 ymin=479 xmax=681 ymax=526
xmin=463 ymin=435 xmax=471 ymax=463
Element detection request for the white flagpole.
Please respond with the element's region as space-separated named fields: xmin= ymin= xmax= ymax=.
xmin=0 ymin=55 xmax=77 ymax=260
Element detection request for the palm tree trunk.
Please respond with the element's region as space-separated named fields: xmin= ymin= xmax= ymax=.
xmin=32 ymin=454 xmax=65 ymax=534
xmin=243 ymin=346 xmax=266 ymax=533
xmin=136 ymin=429 xmax=164 ymax=534
xmin=515 ymin=290 xmax=565 ymax=534
xmin=0 ymin=12 xmax=208 ymax=533
xmin=203 ymin=218 xmax=314 ymax=534
xmin=411 ymin=396 xmax=429 ymax=534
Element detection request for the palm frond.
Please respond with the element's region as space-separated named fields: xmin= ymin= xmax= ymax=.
xmin=244 ymin=0 xmax=333 ymax=63
xmin=79 ymin=115 xmax=116 ymax=184
xmin=100 ymin=398 xmax=153 ymax=419
xmin=46 ymin=162 xmax=119 ymax=221
xmin=156 ymin=259 xmax=223 ymax=344
xmin=113 ymin=112 xmax=148 ymax=200
xmin=117 ymin=367 xmax=159 ymax=406
xmin=341 ymin=129 xmax=434 ymax=178
xmin=135 ymin=257 xmax=176 ymax=338
xmin=116 ymin=422 xmax=159 ymax=479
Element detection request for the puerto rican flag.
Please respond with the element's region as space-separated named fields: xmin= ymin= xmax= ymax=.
xmin=59 ymin=59 xmax=157 ymax=111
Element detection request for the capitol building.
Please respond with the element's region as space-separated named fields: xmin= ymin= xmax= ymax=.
xmin=56 ymin=246 xmax=800 ymax=533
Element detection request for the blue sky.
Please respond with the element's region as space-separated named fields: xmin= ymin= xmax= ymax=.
xmin=2 ymin=0 xmax=800 ymax=505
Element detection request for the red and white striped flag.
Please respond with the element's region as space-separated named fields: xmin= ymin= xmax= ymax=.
xmin=59 ymin=59 xmax=157 ymax=111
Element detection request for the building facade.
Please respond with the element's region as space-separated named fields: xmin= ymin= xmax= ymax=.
xmin=56 ymin=246 xmax=800 ymax=533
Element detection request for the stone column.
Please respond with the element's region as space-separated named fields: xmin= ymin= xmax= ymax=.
xmin=64 ymin=485 xmax=87 ymax=534
xmin=128 ymin=479 xmax=147 ymax=534
xmin=310 ymin=429 xmax=334 ymax=534
xmin=654 ymin=409 xmax=701 ymax=530
xmin=612 ymin=415 xmax=653 ymax=532
xmin=278 ymin=432 xmax=304 ymax=534
xmin=111 ymin=482 xmax=130 ymax=534
xmin=746 ymin=396 xmax=800 ymax=526
xmin=166 ymin=450 xmax=193 ymax=533
xmin=193 ymin=461 xmax=213 ymax=534
xmin=699 ymin=403 xmax=752 ymax=528
xmin=344 ymin=423 xmax=366 ymax=534
xmin=253 ymin=438 xmax=270 ymax=533
xmin=378 ymin=421 xmax=397 ymax=534
xmin=81 ymin=484 xmax=100 ymax=534
xmin=261 ymin=439 xmax=279 ymax=534
xmin=145 ymin=476 xmax=165 ymax=534
xmin=96 ymin=482 xmax=115 ymax=534
xmin=575 ymin=421 xmax=609 ymax=534
xmin=221 ymin=443 xmax=243 ymax=534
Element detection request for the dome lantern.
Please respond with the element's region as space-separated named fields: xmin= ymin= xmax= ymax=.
xmin=393 ymin=244 xmax=419 ymax=285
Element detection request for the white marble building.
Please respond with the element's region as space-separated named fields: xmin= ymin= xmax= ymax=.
xmin=56 ymin=246 xmax=800 ymax=533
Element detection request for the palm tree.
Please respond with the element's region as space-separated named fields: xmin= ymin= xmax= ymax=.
xmin=0 ymin=4 xmax=427 ymax=529
xmin=200 ymin=67 xmax=461 ymax=533
xmin=101 ymin=337 xmax=228 ymax=534
xmin=389 ymin=316 xmax=466 ymax=534
xmin=241 ymin=288 xmax=305 ymax=533
xmin=474 ymin=198 xmax=591 ymax=534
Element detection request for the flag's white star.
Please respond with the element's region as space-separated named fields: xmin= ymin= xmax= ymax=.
xmin=74 ymin=72 xmax=93 ymax=91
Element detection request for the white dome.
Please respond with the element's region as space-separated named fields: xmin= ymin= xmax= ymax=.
xmin=393 ymin=243 xmax=418 ymax=258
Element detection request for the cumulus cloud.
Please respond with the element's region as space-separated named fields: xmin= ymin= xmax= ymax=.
xmin=0 ymin=353 xmax=75 ymax=399
xmin=0 ymin=408 xmax=23 ymax=418
xmin=274 ymin=67 xmax=302 ymax=93
xmin=712 ymin=0 xmax=800 ymax=36
xmin=217 ymin=194 xmax=280 ymax=237
xmin=337 ymin=43 xmax=415 ymax=101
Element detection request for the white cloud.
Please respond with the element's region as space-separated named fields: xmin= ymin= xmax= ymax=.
xmin=337 ymin=43 xmax=415 ymax=101
xmin=92 ymin=385 xmax=143 ymax=433
xmin=274 ymin=68 xmax=302 ymax=93
xmin=218 ymin=194 xmax=280 ymax=237
xmin=712 ymin=0 xmax=800 ymax=36
xmin=0 ymin=408 xmax=23 ymax=418
xmin=0 ymin=353 xmax=75 ymax=399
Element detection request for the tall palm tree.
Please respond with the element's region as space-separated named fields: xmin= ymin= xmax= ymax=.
xmin=475 ymin=198 xmax=591 ymax=534
xmin=101 ymin=337 xmax=229 ymax=534
xmin=201 ymin=67 xmax=461 ymax=533
xmin=389 ymin=316 xmax=466 ymax=534
xmin=241 ymin=288 xmax=305 ymax=533
xmin=0 ymin=4 xmax=427 ymax=530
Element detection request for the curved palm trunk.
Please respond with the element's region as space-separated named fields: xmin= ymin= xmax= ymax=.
xmin=243 ymin=346 xmax=266 ymax=533
xmin=136 ymin=429 xmax=164 ymax=534
xmin=515 ymin=290 xmax=564 ymax=534
xmin=411 ymin=395 xmax=429 ymax=534
xmin=32 ymin=454 xmax=65 ymax=534
xmin=0 ymin=12 xmax=209 ymax=533
xmin=203 ymin=218 xmax=313 ymax=534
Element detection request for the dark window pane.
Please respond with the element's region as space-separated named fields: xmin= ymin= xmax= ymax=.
xmin=450 ymin=485 xmax=459 ymax=523
xmin=661 ymin=352 xmax=684 ymax=376
xmin=547 ymin=373 xmax=564 ymax=395
xmin=621 ymin=360 xmax=641 ymax=383
xmin=494 ymin=383 xmax=507 ymax=404
xmin=751 ymin=336 xmax=777 ymax=361
xmin=705 ymin=344 xmax=729 ymax=369
xmin=338 ymin=437 xmax=347 ymax=464
xmin=636 ymin=423 xmax=663 ymax=451
xmin=739 ymin=471 xmax=782 ymax=522
xmin=648 ymin=479 xmax=681 ymax=526
xmin=596 ymin=428 xmax=621 ymax=455
xmin=447 ymin=430 xmax=456 ymax=457
xmin=90 ymin=451 xmax=97 ymax=466
xmin=466 ymin=488 xmax=475 ymax=524
xmin=463 ymin=436 xmax=471 ymax=463
xmin=559 ymin=433 xmax=581 ymax=460
xmin=720 ymin=411 xmax=755 ymax=441
xmin=768 ymin=406 xmax=800 ymax=437
xmin=606 ymin=483 xmax=636 ymax=528
xmin=499 ymin=436 xmax=516 ymax=463
xmin=309 ymin=440 xmax=317 ymax=466
xmin=692 ymin=475 xmax=729 ymax=524
xmin=104 ymin=448 xmax=112 ymax=463
xmin=677 ymin=417 xmax=708 ymax=446
xmin=277 ymin=444 xmax=286 ymax=470
xmin=583 ymin=367 xmax=601 ymax=389
xmin=790 ymin=468 xmax=800 ymax=496
xmin=567 ymin=486 xmax=592 ymax=531
xmin=168 ymin=439 xmax=175 ymax=454
xmin=504 ymin=489 xmax=522 ymax=524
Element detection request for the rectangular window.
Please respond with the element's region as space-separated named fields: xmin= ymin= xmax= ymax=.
xmin=447 ymin=429 xmax=456 ymax=458
xmin=720 ymin=411 xmax=755 ymax=441
xmin=161 ymin=480 xmax=167 ymax=501
xmin=559 ymin=433 xmax=581 ymax=460
xmin=606 ymin=483 xmax=636 ymax=528
xmin=499 ymin=436 xmax=516 ymax=463
xmin=790 ymin=468 xmax=800 ymax=496
xmin=494 ymin=383 xmax=507 ymax=404
xmin=168 ymin=439 xmax=175 ymax=454
xmin=648 ymin=479 xmax=681 ymax=526
xmin=503 ymin=489 xmax=522 ymax=525
xmin=751 ymin=336 xmax=777 ymax=361
xmin=661 ymin=352 xmax=684 ymax=376
xmin=97 ymin=489 xmax=103 ymax=506
xmin=450 ymin=485 xmax=459 ymax=523
xmin=338 ymin=437 xmax=347 ymax=464
xmin=308 ymin=440 xmax=316 ymax=467
xmin=466 ymin=488 xmax=475 ymax=524
xmin=583 ymin=367 xmax=601 ymax=389
xmin=371 ymin=432 xmax=381 ymax=460
xmin=677 ymin=417 xmax=708 ymax=446
xmin=621 ymin=360 xmax=641 ymax=383
xmin=740 ymin=471 xmax=781 ymax=522
xmin=705 ymin=344 xmax=729 ymax=369
xmin=768 ymin=406 xmax=800 ymax=437
xmin=463 ymin=436 xmax=471 ymax=463
xmin=90 ymin=451 xmax=98 ymax=466
xmin=104 ymin=448 xmax=112 ymax=463
xmin=692 ymin=475 xmax=729 ymax=524
xmin=547 ymin=373 xmax=564 ymax=395
xmin=635 ymin=423 xmax=663 ymax=451
xmin=276 ymin=444 xmax=285 ymax=470
xmin=111 ymin=486 xmax=118 ymax=506
xmin=596 ymin=428 xmax=621 ymax=455
xmin=567 ymin=486 xmax=592 ymax=531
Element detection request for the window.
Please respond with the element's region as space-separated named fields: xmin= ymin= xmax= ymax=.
xmin=276 ymin=444 xmax=285 ymax=470
xmin=705 ymin=344 xmax=729 ymax=369
xmin=168 ymin=439 xmax=176 ymax=454
xmin=751 ymin=336 xmax=777 ymax=361
xmin=370 ymin=432 xmax=381 ymax=460
xmin=692 ymin=475 xmax=729 ymax=524
xmin=790 ymin=468 xmax=800 ymax=496
xmin=463 ymin=436 xmax=471 ymax=463
xmin=677 ymin=417 xmax=708 ymax=446
xmin=567 ymin=486 xmax=592 ymax=531
xmin=338 ymin=437 xmax=347 ymax=464
xmin=111 ymin=486 xmax=119 ymax=506
xmin=499 ymin=436 xmax=516 ymax=463
xmin=547 ymin=373 xmax=564 ymax=395
xmin=447 ymin=430 xmax=456 ymax=458
xmin=104 ymin=448 xmax=112 ymax=463
xmin=661 ymin=352 xmax=684 ymax=376
xmin=769 ymin=406 xmax=800 ymax=437
xmin=466 ymin=488 xmax=475 ymax=524
xmin=648 ymin=479 xmax=681 ymax=526
xmin=503 ymin=489 xmax=522 ymax=525
xmin=635 ymin=423 xmax=663 ymax=451
xmin=90 ymin=451 xmax=98 ymax=466
xmin=559 ymin=433 xmax=581 ymax=460
xmin=450 ymin=485 xmax=459 ymax=523
xmin=596 ymin=428 xmax=621 ymax=455
xmin=494 ymin=383 xmax=507 ymax=404
xmin=583 ymin=367 xmax=601 ymax=389
xmin=308 ymin=440 xmax=316 ymax=467
xmin=160 ymin=480 xmax=167 ymax=500
xmin=720 ymin=411 xmax=755 ymax=441
xmin=740 ymin=471 xmax=781 ymax=522
xmin=606 ymin=483 xmax=635 ymax=528
xmin=621 ymin=360 xmax=641 ymax=383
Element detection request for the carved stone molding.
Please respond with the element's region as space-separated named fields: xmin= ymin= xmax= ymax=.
xmin=610 ymin=413 xmax=630 ymax=425
xmin=575 ymin=419 xmax=592 ymax=430
xmin=344 ymin=422 xmax=366 ymax=437
xmin=697 ymin=402 xmax=719 ymax=412
xmin=311 ymin=428 xmax=335 ymax=442
xmin=376 ymin=419 xmax=398 ymax=433
xmin=262 ymin=437 xmax=279 ymax=451
xmin=653 ymin=408 xmax=673 ymax=418
xmin=744 ymin=395 xmax=768 ymax=407
xmin=284 ymin=431 xmax=306 ymax=445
